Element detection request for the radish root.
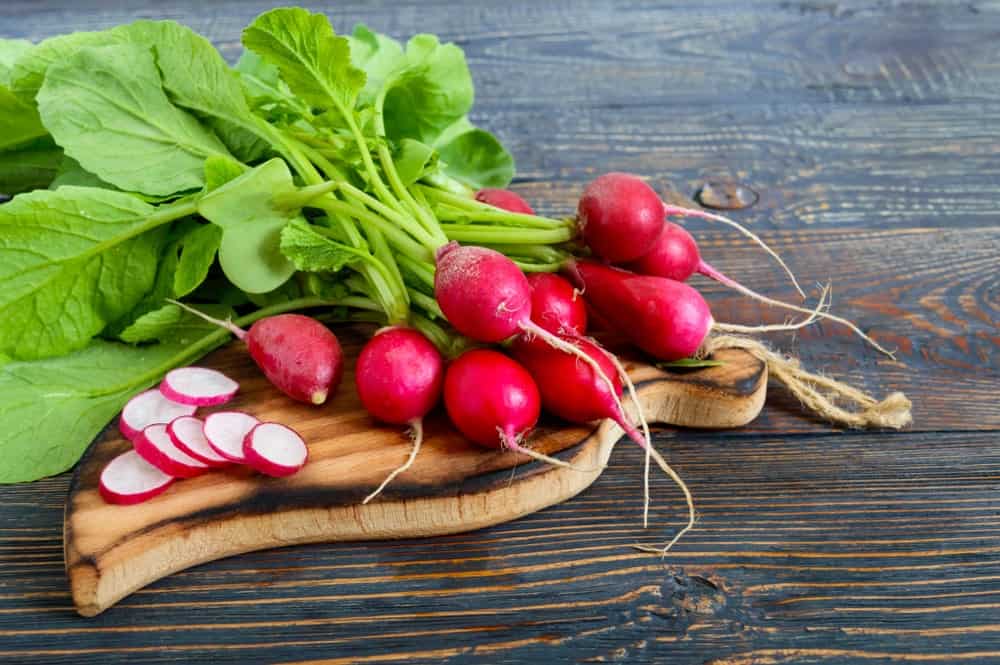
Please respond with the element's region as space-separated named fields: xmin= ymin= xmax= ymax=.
xmin=501 ymin=428 xmax=604 ymax=473
xmin=711 ymin=284 xmax=830 ymax=335
xmin=703 ymin=335 xmax=912 ymax=429
xmin=698 ymin=262 xmax=896 ymax=359
xmin=363 ymin=420 xmax=424 ymax=504
xmin=630 ymin=438 xmax=696 ymax=556
xmin=663 ymin=203 xmax=806 ymax=299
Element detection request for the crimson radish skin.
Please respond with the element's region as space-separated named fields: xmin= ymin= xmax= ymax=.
xmin=159 ymin=367 xmax=239 ymax=407
xmin=577 ymin=172 xmax=665 ymax=262
xmin=355 ymin=328 xmax=443 ymax=425
xmin=133 ymin=423 xmax=210 ymax=478
xmin=443 ymin=349 xmax=540 ymax=449
xmin=243 ymin=422 xmax=308 ymax=477
xmin=625 ymin=222 xmax=701 ymax=282
xmin=99 ymin=450 xmax=175 ymax=505
xmin=475 ymin=188 xmax=534 ymax=214
xmin=167 ymin=416 xmax=231 ymax=467
xmin=526 ymin=273 xmax=587 ymax=336
xmin=119 ymin=389 xmax=196 ymax=441
xmin=569 ymin=260 xmax=713 ymax=361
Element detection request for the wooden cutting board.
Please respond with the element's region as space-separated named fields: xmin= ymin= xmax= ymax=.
xmin=64 ymin=326 xmax=767 ymax=616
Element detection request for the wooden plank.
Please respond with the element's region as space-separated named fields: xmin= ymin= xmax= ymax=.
xmin=3 ymin=431 xmax=1000 ymax=662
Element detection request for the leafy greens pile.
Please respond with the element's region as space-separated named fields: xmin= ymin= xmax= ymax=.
xmin=0 ymin=7 xmax=576 ymax=483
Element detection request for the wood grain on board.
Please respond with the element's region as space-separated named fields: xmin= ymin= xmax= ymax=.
xmin=1 ymin=0 xmax=998 ymax=662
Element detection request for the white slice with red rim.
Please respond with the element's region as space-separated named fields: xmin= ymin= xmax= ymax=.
xmin=203 ymin=411 xmax=260 ymax=464
xmin=134 ymin=423 xmax=210 ymax=479
xmin=243 ymin=422 xmax=308 ymax=477
xmin=167 ymin=416 xmax=230 ymax=467
xmin=99 ymin=450 xmax=175 ymax=505
xmin=119 ymin=389 xmax=196 ymax=441
xmin=159 ymin=367 xmax=239 ymax=407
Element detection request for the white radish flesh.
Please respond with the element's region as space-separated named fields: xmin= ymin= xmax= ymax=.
xmin=119 ymin=389 xmax=197 ymax=441
xmin=134 ymin=423 xmax=210 ymax=479
xmin=243 ymin=422 xmax=308 ymax=477
xmin=166 ymin=416 xmax=230 ymax=467
xmin=203 ymin=411 xmax=260 ymax=463
xmin=159 ymin=367 xmax=239 ymax=407
xmin=99 ymin=450 xmax=174 ymax=505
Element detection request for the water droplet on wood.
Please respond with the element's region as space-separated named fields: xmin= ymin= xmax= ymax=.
xmin=695 ymin=181 xmax=759 ymax=210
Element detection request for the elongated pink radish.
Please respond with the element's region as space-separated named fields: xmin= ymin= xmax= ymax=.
xmin=168 ymin=301 xmax=343 ymax=405
xmin=475 ymin=188 xmax=535 ymax=214
xmin=159 ymin=367 xmax=238 ymax=407
xmin=625 ymin=222 xmax=894 ymax=356
xmin=119 ymin=389 xmax=197 ymax=441
xmin=167 ymin=416 xmax=230 ymax=467
xmin=99 ymin=450 xmax=174 ymax=505
xmin=526 ymin=273 xmax=587 ymax=337
xmin=203 ymin=411 xmax=260 ymax=463
xmin=243 ymin=422 xmax=307 ymax=477
xmin=133 ymin=423 xmax=210 ymax=479
xmin=355 ymin=328 xmax=444 ymax=503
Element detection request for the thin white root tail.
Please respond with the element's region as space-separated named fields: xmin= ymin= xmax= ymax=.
xmin=711 ymin=284 xmax=830 ymax=335
xmin=503 ymin=433 xmax=604 ymax=473
xmin=166 ymin=298 xmax=247 ymax=340
xmin=363 ymin=420 xmax=424 ymax=504
xmin=630 ymin=440 xmax=697 ymax=556
xmin=665 ymin=203 xmax=807 ymax=300
xmin=603 ymin=350 xmax=653 ymax=529
xmin=702 ymin=335 xmax=913 ymax=429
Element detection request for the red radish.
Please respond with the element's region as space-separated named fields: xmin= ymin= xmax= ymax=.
xmin=443 ymin=349 xmax=540 ymax=451
xmin=526 ymin=273 xmax=587 ymax=336
xmin=168 ymin=301 xmax=344 ymax=405
xmin=627 ymin=221 xmax=895 ymax=357
xmin=203 ymin=411 xmax=260 ymax=463
xmin=475 ymin=188 xmax=535 ymax=214
xmin=577 ymin=172 xmax=665 ymax=262
xmin=570 ymin=260 xmax=713 ymax=361
xmin=511 ymin=334 xmax=644 ymax=443
xmin=133 ymin=423 xmax=210 ymax=478
xmin=119 ymin=389 xmax=196 ymax=441
xmin=167 ymin=416 xmax=230 ymax=467
xmin=159 ymin=367 xmax=238 ymax=407
xmin=243 ymin=422 xmax=308 ymax=477
xmin=99 ymin=450 xmax=174 ymax=505
xmin=354 ymin=328 xmax=444 ymax=503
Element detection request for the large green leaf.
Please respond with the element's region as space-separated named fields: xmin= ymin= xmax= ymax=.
xmin=0 ymin=85 xmax=47 ymax=151
xmin=0 ymin=137 xmax=61 ymax=194
xmin=0 ymin=187 xmax=189 ymax=360
xmin=9 ymin=29 xmax=118 ymax=101
xmin=197 ymin=158 xmax=298 ymax=294
xmin=348 ymin=24 xmax=405 ymax=105
xmin=280 ymin=218 xmax=367 ymax=273
xmin=436 ymin=126 xmax=515 ymax=189
xmin=242 ymin=7 xmax=366 ymax=114
xmin=0 ymin=38 xmax=32 ymax=86
xmin=37 ymin=43 xmax=230 ymax=196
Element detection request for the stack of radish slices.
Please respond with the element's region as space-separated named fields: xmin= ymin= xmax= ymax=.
xmin=99 ymin=367 xmax=308 ymax=505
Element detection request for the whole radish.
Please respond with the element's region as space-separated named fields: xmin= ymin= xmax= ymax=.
xmin=577 ymin=172 xmax=665 ymax=262
xmin=476 ymin=188 xmax=535 ymax=215
xmin=444 ymin=349 xmax=539 ymax=451
xmin=170 ymin=301 xmax=343 ymax=405
xmin=355 ymin=328 xmax=444 ymax=503
xmin=568 ymin=260 xmax=713 ymax=361
xmin=626 ymin=221 xmax=894 ymax=356
xmin=526 ymin=273 xmax=587 ymax=336
xmin=512 ymin=334 xmax=642 ymax=443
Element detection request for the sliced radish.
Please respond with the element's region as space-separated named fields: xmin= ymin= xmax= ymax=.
xmin=243 ymin=422 xmax=308 ymax=477
xmin=134 ymin=423 xmax=210 ymax=479
xmin=99 ymin=450 xmax=174 ymax=505
xmin=119 ymin=389 xmax=196 ymax=441
xmin=203 ymin=411 xmax=259 ymax=463
xmin=167 ymin=416 xmax=230 ymax=467
xmin=159 ymin=367 xmax=239 ymax=407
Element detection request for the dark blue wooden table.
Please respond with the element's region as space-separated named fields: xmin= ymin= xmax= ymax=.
xmin=1 ymin=1 xmax=998 ymax=662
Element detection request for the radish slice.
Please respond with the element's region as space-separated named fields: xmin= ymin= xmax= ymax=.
xmin=203 ymin=411 xmax=259 ymax=463
xmin=99 ymin=450 xmax=174 ymax=505
xmin=167 ymin=416 xmax=231 ymax=468
xmin=119 ymin=389 xmax=197 ymax=441
xmin=159 ymin=367 xmax=239 ymax=407
xmin=243 ymin=422 xmax=308 ymax=477
xmin=134 ymin=423 xmax=210 ymax=479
